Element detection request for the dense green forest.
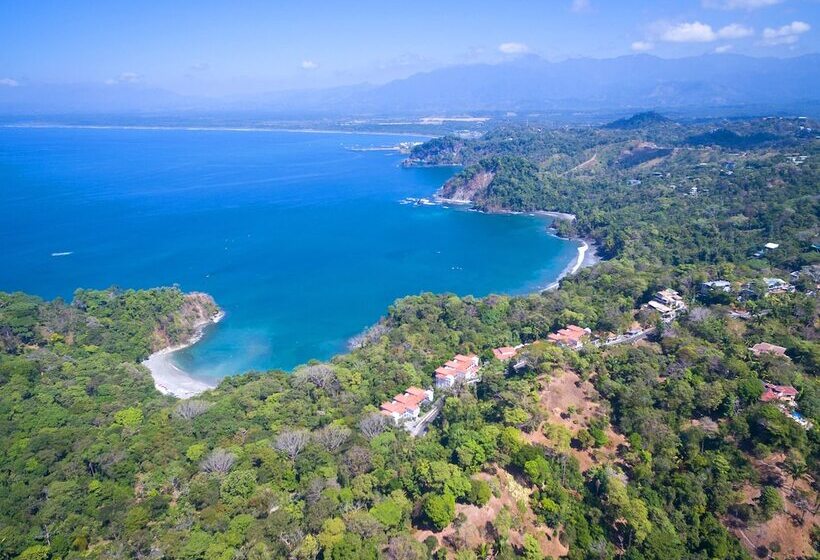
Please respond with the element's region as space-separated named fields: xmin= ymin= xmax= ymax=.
xmin=1 ymin=115 xmax=818 ymax=560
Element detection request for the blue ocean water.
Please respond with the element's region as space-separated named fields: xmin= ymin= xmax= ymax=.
xmin=0 ymin=126 xmax=578 ymax=381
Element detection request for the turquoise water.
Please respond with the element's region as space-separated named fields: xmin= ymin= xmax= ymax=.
xmin=0 ymin=127 xmax=578 ymax=381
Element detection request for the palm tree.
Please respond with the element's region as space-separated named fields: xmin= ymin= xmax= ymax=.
xmin=785 ymin=453 xmax=808 ymax=491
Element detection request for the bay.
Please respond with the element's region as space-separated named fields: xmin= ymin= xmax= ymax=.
xmin=0 ymin=126 xmax=579 ymax=382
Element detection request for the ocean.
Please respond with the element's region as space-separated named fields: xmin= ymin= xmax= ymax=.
xmin=0 ymin=126 xmax=579 ymax=382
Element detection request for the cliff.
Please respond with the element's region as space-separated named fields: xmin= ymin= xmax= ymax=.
xmin=149 ymin=291 xmax=221 ymax=352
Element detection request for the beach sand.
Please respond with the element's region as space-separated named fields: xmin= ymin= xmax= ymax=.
xmin=141 ymin=311 xmax=224 ymax=399
xmin=542 ymin=239 xmax=600 ymax=292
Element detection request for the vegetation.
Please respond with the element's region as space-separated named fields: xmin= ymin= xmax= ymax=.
xmin=1 ymin=115 xmax=818 ymax=559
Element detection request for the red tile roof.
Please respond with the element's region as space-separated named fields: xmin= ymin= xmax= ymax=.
xmin=380 ymin=401 xmax=406 ymax=414
xmin=405 ymin=386 xmax=427 ymax=397
xmin=493 ymin=346 xmax=517 ymax=360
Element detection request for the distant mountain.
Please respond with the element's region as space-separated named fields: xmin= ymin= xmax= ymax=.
xmin=604 ymin=111 xmax=672 ymax=129
xmin=1 ymin=54 xmax=818 ymax=117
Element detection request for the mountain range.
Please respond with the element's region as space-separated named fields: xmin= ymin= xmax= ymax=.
xmin=1 ymin=53 xmax=818 ymax=118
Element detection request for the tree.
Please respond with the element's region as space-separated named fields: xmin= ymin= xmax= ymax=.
xmin=274 ymin=429 xmax=311 ymax=461
xmin=200 ymin=448 xmax=236 ymax=474
xmin=385 ymin=535 xmax=426 ymax=560
xmin=173 ymin=400 xmax=212 ymax=420
xmin=422 ymin=493 xmax=456 ymax=532
xmin=757 ymin=486 xmax=783 ymax=520
xmin=314 ymin=424 xmax=351 ymax=452
xmin=785 ymin=452 xmax=807 ymax=490
xmin=359 ymin=412 xmax=390 ymax=439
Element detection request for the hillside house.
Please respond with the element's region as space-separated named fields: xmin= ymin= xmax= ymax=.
xmin=760 ymin=383 xmax=798 ymax=406
xmin=763 ymin=277 xmax=795 ymax=295
xmin=750 ymin=342 xmax=788 ymax=359
xmin=548 ymin=325 xmax=591 ymax=350
xmin=701 ymin=280 xmax=732 ymax=295
xmin=643 ymin=289 xmax=687 ymax=322
xmin=435 ymin=354 xmax=480 ymax=389
xmin=492 ymin=346 xmax=518 ymax=361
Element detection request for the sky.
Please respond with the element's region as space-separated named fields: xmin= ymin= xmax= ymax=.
xmin=0 ymin=0 xmax=817 ymax=96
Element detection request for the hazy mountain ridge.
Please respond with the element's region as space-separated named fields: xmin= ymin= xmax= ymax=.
xmin=1 ymin=54 xmax=818 ymax=117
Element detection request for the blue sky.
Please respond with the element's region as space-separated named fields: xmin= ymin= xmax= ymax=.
xmin=0 ymin=0 xmax=817 ymax=95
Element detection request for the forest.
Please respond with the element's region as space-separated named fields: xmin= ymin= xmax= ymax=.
xmin=1 ymin=114 xmax=818 ymax=560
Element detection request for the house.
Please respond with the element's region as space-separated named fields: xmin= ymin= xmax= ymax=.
xmin=790 ymin=264 xmax=820 ymax=286
xmin=492 ymin=346 xmax=517 ymax=361
xmin=435 ymin=354 xmax=480 ymax=388
xmin=627 ymin=179 xmax=642 ymax=187
xmin=753 ymin=243 xmax=779 ymax=258
xmin=626 ymin=321 xmax=643 ymax=336
xmin=380 ymin=386 xmax=434 ymax=425
xmin=763 ymin=277 xmax=795 ymax=295
xmin=750 ymin=342 xmax=788 ymax=359
xmin=701 ymin=280 xmax=732 ymax=295
xmin=643 ymin=289 xmax=687 ymax=322
xmin=760 ymin=383 xmax=798 ymax=405
xmin=548 ymin=325 xmax=591 ymax=350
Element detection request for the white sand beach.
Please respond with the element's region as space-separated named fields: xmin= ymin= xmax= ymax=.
xmin=142 ymin=311 xmax=224 ymax=399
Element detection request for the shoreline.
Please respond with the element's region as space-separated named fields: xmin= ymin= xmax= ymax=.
xmin=0 ymin=123 xmax=437 ymax=138
xmin=541 ymin=238 xmax=600 ymax=292
xmin=141 ymin=310 xmax=225 ymax=399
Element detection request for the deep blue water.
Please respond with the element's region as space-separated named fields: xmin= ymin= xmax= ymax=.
xmin=0 ymin=127 xmax=578 ymax=381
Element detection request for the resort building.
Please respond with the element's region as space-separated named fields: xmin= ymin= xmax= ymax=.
xmin=435 ymin=354 xmax=480 ymax=389
xmin=548 ymin=325 xmax=591 ymax=350
xmin=492 ymin=346 xmax=518 ymax=361
xmin=750 ymin=342 xmax=789 ymax=359
xmin=380 ymin=386 xmax=434 ymax=425
xmin=760 ymin=383 xmax=798 ymax=406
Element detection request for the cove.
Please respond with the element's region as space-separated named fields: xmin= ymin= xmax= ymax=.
xmin=0 ymin=126 xmax=580 ymax=382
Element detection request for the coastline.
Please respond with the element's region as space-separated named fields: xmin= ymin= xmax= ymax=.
xmin=141 ymin=310 xmax=225 ymax=399
xmin=541 ymin=238 xmax=600 ymax=292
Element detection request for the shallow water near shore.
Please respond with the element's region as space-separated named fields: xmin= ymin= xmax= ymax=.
xmin=0 ymin=127 xmax=579 ymax=382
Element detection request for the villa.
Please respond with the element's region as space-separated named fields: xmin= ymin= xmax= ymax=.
xmin=492 ymin=346 xmax=518 ymax=361
xmin=548 ymin=325 xmax=591 ymax=350
xmin=760 ymin=382 xmax=798 ymax=405
xmin=435 ymin=354 xmax=480 ymax=388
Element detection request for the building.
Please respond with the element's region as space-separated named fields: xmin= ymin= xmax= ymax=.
xmin=753 ymin=242 xmax=779 ymax=258
xmin=701 ymin=280 xmax=732 ymax=295
xmin=750 ymin=342 xmax=788 ymax=359
xmin=548 ymin=325 xmax=591 ymax=350
xmin=435 ymin=354 xmax=480 ymax=388
xmin=643 ymin=289 xmax=687 ymax=322
xmin=380 ymin=386 xmax=434 ymax=425
xmin=492 ymin=346 xmax=518 ymax=361
xmin=760 ymin=382 xmax=798 ymax=405
xmin=763 ymin=277 xmax=795 ymax=295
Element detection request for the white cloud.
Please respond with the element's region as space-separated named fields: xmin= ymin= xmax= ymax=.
xmin=660 ymin=21 xmax=718 ymax=42
xmin=714 ymin=44 xmax=734 ymax=52
xmin=717 ymin=23 xmax=754 ymax=38
xmin=762 ymin=20 xmax=811 ymax=45
xmin=654 ymin=21 xmax=754 ymax=43
xmin=631 ymin=41 xmax=655 ymax=52
xmin=498 ymin=42 xmax=530 ymax=54
xmin=0 ymin=78 xmax=19 ymax=87
xmin=703 ymin=0 xmax=782 ymax=9
xmin=570 ymin=0 xmax=592 ymax=13
xmin=105 ymin=72 xmax=141 ymax=85
xmin=300 ymin=60 xmax=319 ymax=70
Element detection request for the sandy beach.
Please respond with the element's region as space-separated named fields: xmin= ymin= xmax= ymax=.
xmin=141 ymin=311 xmax=224 ymax=399
xmin=542 ymin=239 xmax=600 ymax=292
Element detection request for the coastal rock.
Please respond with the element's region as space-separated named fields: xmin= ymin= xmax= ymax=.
xmin=149 ymin=292 xmax=221 ymax=352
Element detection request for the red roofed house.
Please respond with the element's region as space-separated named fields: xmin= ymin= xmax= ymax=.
xmin=548 ymin=325 xmax=591 ymax=350
xmin=380 ymin=386 xmax=434 ymax=425
xmin=750 ymin=342 xmax=788 ymax=359
xmin=435 ymin=354 xmax=480 ymax=389
xmin=493 ymin=346 xmax=517 ymax=361
xmin=760 ymin=382 xmax=798 ymax=405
